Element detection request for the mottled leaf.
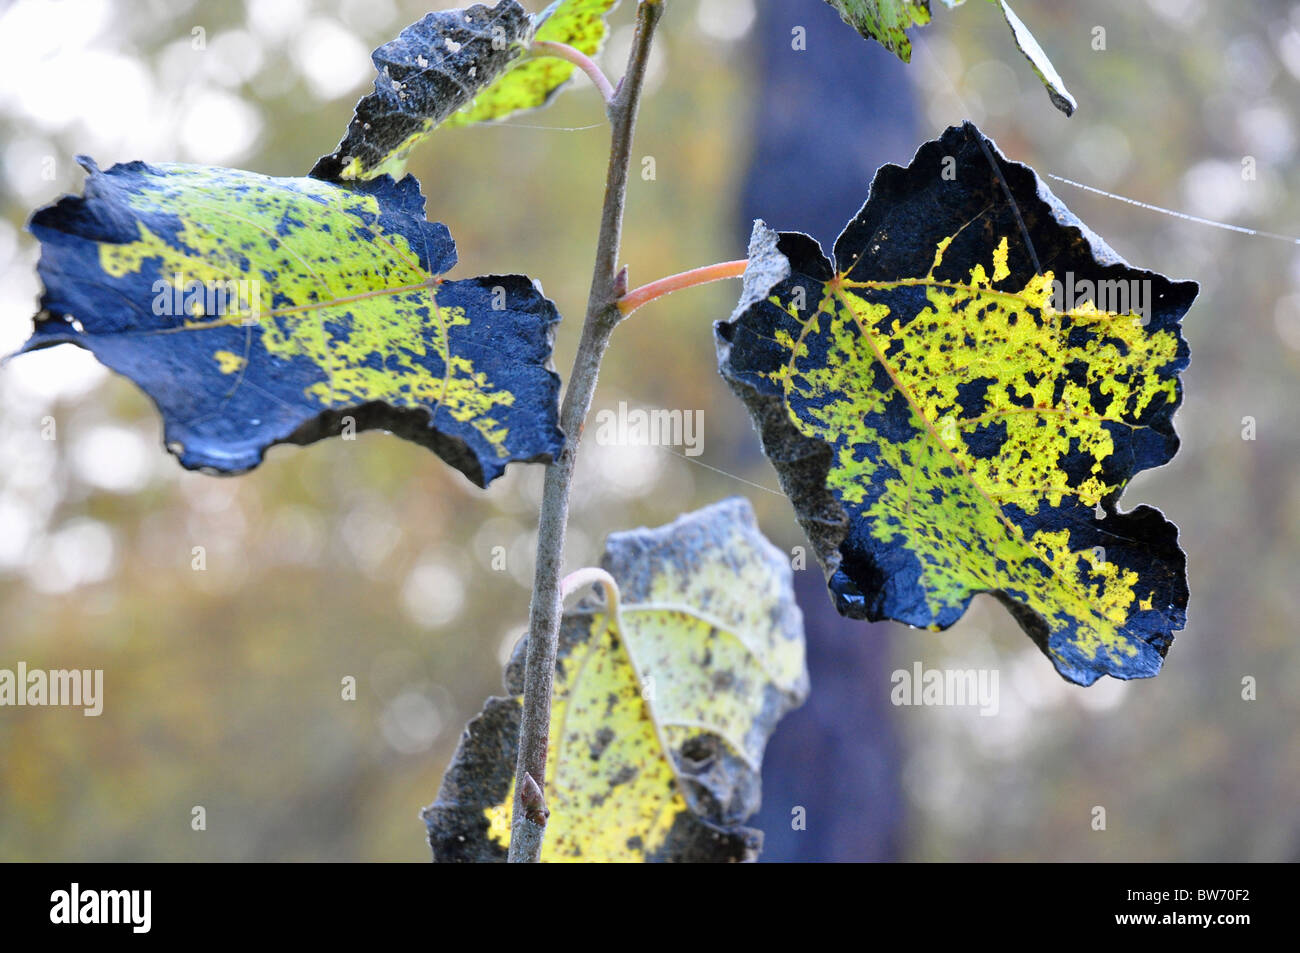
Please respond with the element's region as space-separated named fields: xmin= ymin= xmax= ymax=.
xmin=310 ymin=1 xmax=533 ymax=182
xmin=19 ymin=158 xmax=563 ymax=486
xmin=827 ymin=0 xmax=1076 ymax=116
xmin=716 ymin=122 xmax=1195 ymax=685
xmin=423 ymin=497 xmax=809 ymax=862
xmin=311 ymin=0 xmax=619 ymax=183
xmin=825 ymin=0 xmax=933 ymax=62
xmin=444 ymin=0 xmax=620 ymax=129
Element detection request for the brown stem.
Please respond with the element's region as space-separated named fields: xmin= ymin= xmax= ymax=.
xmin=507 ymin=0 xmax=664 ymax=864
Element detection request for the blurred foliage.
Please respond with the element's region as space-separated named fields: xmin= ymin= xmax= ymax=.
xmin=0 ymin=0 xmax=1297 ymax=861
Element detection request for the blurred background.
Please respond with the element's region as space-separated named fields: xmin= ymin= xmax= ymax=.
xmin=0 ymin=0 xmax=1296 ymax=861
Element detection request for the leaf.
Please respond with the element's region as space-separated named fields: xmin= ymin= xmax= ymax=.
xmin=310 ymin=1 xmax=534 ymax=182
xmin=423 ymin=497 xmax=809 ymax=862
xmin=715 ymin=122 xmax=1195 ymax=686
xmin=310 ymin=0 xmax=619 ymax=183
xmin=443 ymin=0 xmax=620 ymax=129
xmin=824 ymin=0 xmax=934 ymax=63
xmin=990 ymin=0 xmax=1076 ymax=116
xmin=19 ymin=158 xmax=563 ymax=486
xmin=826 ymin=0 xmax=1076 ymax=116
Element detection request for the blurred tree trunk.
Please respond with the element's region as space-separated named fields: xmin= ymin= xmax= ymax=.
xmin=738 ymin=0 xmax=918 ymax=862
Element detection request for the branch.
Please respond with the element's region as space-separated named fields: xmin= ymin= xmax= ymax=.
xmin=508 ymin=0 xmax=664 ymax=864
xmin=532 ymin=40 xmax=616 ymax=105
xmin=617 ymin=259 xmax=749 ymax=316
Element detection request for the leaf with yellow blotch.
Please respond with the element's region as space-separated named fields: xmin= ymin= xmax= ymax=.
xmin=310 ymin=1 xmax=532 ymax=182
xmin=423 ymin=497 xmax=808 ymax=862
xmin=444 ymin=0 xmax=620 ymax=129
xmin=716 ymin=122 xmax=1195 ymax=686
xmin=311 ymin=0 xmax=620 ymax=183
xmin=17 ymin=158 xmax=562 ymax=486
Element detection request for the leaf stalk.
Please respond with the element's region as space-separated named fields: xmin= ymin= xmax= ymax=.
xmin=532 ymin=40 xmax=617 ymax=105
xmin=617 ymin=259 xmax=749 ymax=316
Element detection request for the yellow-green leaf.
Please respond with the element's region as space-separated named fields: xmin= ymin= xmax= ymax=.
xmin=423 ymin=498 xmax=809 ymax=862
xmin=19 ymin=158 xmax=563 ymax=486
xmin=717 ymin=123 xmax=1195 ymax=686
xmin=825 ymin=0 xmax=933 ymax=62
